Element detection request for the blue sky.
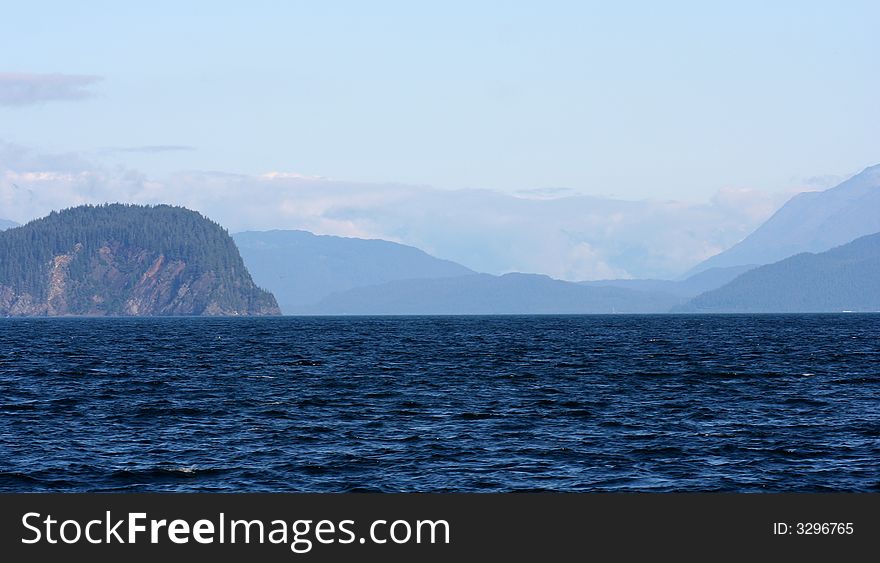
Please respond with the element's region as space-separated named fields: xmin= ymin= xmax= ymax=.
xmin=2 ymin=0 xmax=878 ymax=199
xmin=1 ymin=1 xmax=878 ymax=279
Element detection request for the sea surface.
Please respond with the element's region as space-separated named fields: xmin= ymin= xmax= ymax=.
xmin=0 ymin=315 xmax=877 ymax=492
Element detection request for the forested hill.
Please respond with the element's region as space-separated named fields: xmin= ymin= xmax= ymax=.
xmin=678 ymin=232 xmax=880 ymax=313
xmin=0 ymin=204 xmax=280 ymax=316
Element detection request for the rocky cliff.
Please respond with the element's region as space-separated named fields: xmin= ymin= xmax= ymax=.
xmin=0 ymin=204 xmax=280 ymax=316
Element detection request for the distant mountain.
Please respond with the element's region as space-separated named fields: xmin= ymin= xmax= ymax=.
xmin=679 ymin=232 xmax=880 ymax=313
xmin=299 ymin=272 xmax=682 ymax=315
xmin=234 ymin=230 xmax=474 ymax=313
xmin=689 ymin=164 xmax=880 ymax=274
xmin=581 ymin=265 xmax=756 ymax=298
xmin=0 ymin=204 xmax=279 ymax=316
xmin=0 ymin=219 xmax=17 ymax=231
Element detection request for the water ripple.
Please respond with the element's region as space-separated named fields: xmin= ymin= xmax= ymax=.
xmin=0 ymin=314 xmax=877 ymax=492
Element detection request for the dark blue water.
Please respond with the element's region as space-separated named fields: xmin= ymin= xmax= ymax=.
xmin=0 ymin=315 xmax=877 ymax=492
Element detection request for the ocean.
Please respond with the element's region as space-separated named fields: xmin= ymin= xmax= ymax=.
xmin=0 ymin=314 xmax=877 ymax=492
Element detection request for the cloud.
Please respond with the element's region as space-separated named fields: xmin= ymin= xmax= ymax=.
xmin=710 ymin=186 xmax=795 ymax=223
xmin=798 ymin=174 xmax=846 ymax=189
xmin=515 ymin=187 xmax=577 ymax=199
xmin=785 ymin=172 xmax=849 ymax=194
xmin=0 ymin=141 xmax=798 ymax=280
xmin=0 ymin=72 xmax=102 ymax=106
xmin=102 ymin=145 xmax=196 ymax=154
xmin=260 ymin=171 xmax=327 ymax=181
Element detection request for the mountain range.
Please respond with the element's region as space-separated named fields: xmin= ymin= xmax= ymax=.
xmin=0 ymin=163 xmax=877 ymax=316
xmin=273 ymin=166 xmax=880 ymax=314
xmin=233 ymin=232 xmax=761 ymax=315
xmin=233 ymin=230 xmax=474 ymax=313
xmin=679 ymin=232 xmax=880 ymax=313
xmin=689 ymin=164 xmax=880 ymax=274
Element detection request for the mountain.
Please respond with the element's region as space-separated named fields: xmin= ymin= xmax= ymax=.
xmin=0 ymin=219 xmax=17 ymax=231
xmin=234 ymin=230 xmax=474 ymax=313
xmin=679 ymin=232 xmax=880 ymax=313
xmin=689 ymin=164 xmax=880 ymax=274
xmin=0 ymin=204 xmax=279 ymax=316
xmin=299 ymin=272 xmax=682 ymax=315
xmin=581 ymin=265 xmax=756 ymax=298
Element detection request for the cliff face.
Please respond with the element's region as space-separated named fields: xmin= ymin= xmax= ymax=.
xmin=0 ymin=204 xmax=280 ymax=316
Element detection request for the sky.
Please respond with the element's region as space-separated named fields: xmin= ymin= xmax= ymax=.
xmin=1 ymin=1 xmax=878 ymax=279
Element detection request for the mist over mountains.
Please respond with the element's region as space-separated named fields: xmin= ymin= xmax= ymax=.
xmin=255 ymin=165 xmax=879 ymax=315
xmin=0 ymin=140 xmax=783 ymax=281
xmin=1 ymin=163 xmax=877 ymax=316
xmin=689 ymin=164 xmax=880 ymax=274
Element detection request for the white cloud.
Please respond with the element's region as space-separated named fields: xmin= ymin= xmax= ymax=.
xmin=710 ymin=186 xmax=797 ymax=223
xmin=0 ymin=141 xmax=796 ymax=280
xmin=794 ymin=174 xmax=847 ymax=190
xmin=101 ymin=145 xmax=195 ymax=154
xmin=260 ymin=171 xmax=327 ymax=181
